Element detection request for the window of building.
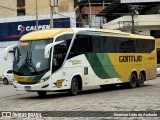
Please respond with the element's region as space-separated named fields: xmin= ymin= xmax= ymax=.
xmin=17 ymin=9 xmax=25 ymax=16
xmin=17 ymin=0 xmax=25 ymax=7
xmin=150 ymin=30 xmax=160 ymax=38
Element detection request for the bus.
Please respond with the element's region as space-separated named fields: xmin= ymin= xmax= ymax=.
xmin=4 ymin=28 xmax=157 ymax=97
xmin=156 ymin=38 xmax=160 ymax=64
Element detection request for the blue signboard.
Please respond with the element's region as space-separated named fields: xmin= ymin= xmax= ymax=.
xmin=0 ymin=18 xmax=70 ymax=41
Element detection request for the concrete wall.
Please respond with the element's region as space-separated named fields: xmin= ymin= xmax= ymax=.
xmin=0 ymin=0 xmax=17 ymax=17
xmin=136 ymin=26 xmax=160 ymax=36
xmin=0 ymin=0 xmax=74 ymax=17
xmin=26 ymin=0 xmax=74 ymax=15
xmin=103 ymin=14 xmax=160 ymax=36
xmin=121 ymin=0 xmax=160 ymax=3
xmin=0 ymin=12 xmax=76 ymax=27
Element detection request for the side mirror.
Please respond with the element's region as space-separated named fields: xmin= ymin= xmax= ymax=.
xmin=4 ymin=44 xmax=17 ymax=60
xmin=44 ymin=40 xmax=64 ymax=58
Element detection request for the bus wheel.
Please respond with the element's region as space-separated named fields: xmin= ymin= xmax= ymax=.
xmin=129 ymin=73 xmax=137 ymax=88
xmin=68 ymin=77 xmax=79 ymax=96
xmin=37 ymin=91 xmax=47 ymax=97
xmin=137 ymin=72 xmax=145 ymax=87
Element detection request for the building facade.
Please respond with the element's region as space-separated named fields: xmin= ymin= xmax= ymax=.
xmin=74 ymin=0 xmax=110 ymax=28
xmin=25 ymin=0 xmax=74 ymax=15
xmin=0 ymin=0 xmax=17 ymax=17
xmin=0 ymin=0 xmax=74 ymax=17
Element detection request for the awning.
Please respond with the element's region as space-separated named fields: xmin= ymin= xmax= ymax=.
xmin=97 ymin=0 xmax=159 ymax=17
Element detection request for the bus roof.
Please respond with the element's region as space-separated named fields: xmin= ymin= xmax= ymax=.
xmin=20 ymin=28 xmax=73 ymax=41
xmin=96 ymin=29 xmax=154 ymax=39
xmin=20 ymin=28 xmax=154 ymax=41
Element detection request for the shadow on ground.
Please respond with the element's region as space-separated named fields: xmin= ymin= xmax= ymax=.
xmin=18 ymin=84 xmax=153 ymax=100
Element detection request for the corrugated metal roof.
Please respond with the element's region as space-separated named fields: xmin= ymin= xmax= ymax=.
xmin=97 ymin=0 xmax=159 ymax=17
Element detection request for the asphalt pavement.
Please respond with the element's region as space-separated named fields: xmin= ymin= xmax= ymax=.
xmin=0 ymin=77 xmax=160 ymax=119
xmin=0 ymin=83 xmax=28 ymax=98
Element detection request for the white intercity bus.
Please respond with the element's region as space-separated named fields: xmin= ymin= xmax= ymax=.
xmin=4 ymin=28 xmax=157 ymax=97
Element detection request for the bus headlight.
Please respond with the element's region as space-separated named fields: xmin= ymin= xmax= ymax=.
xmin=39 ymin=76 xmax=50 ymax=83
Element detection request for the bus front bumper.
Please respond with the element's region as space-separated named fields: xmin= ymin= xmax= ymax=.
xmin=13 ymin=81 xmax=51 ymax=91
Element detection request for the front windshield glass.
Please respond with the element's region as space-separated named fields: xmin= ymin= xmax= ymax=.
xmin=13 ymin=39 xmax=52 ymax=76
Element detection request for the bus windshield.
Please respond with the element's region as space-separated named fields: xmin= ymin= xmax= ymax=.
xmin=13 ymin=39 xmax=53 ymax=76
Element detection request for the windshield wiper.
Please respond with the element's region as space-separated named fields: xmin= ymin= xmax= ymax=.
xmin=18 ymin=43 xmax=37 ymax=74
xmin=28 ymin=51 xmax=37 ymax=72
xmin=18 ymin=52 xmax=37 ymax=74
xmin=26 ymin=51 xmax=29 ymax=63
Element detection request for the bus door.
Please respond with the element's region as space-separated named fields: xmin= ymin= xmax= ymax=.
xmin=51 ymin=34 xmax=72 ymax=89
xmin=51 ymin=45 xmax=64 ymax=89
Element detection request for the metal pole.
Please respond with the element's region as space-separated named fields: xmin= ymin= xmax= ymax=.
xmin=131 ymin=11 xmax=135 ymax=34
xmin=88 ymin=0 xmax=92 ymax=28
xmin=50 ymin=0 xmax=54 ymax=28
xmin=130 ymin=5 xmax=135 ymax=34
xmin=100 ymin=0 xmax=105 ymax=28
xmin=102 ymin=0 xmax=105 ymax=24
xmin=36 ymin=0 xmax=38 ymax=29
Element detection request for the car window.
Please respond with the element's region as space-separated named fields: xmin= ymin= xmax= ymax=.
xmin=7 ymin=70 xmax=13 ymax=74
xmin=158 ymin=64 xmax=160 ymax=68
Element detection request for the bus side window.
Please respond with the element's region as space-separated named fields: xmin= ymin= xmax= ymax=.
xmin=68 ymin=34 xmax=92 ymax=59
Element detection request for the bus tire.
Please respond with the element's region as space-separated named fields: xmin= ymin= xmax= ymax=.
xmin=68 ymin=77 xmax=79 ymax=96
xmin=129 ymin=73 xmax=137 ymax=88
xmin=137 ymin=72 xmax=145 ymax=87
xmin=37 ymin=91 xmax=47 ymax=97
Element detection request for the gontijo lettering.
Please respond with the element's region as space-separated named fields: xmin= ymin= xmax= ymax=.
xmin=119 ymin=55 xmax=142 ymax=62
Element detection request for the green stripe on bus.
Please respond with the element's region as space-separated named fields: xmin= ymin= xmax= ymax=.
xmin=28 ymin=74 xmax=44 ymax=81
xmin=85 ymin=53 xmax=109 ymax=79
xmin=85 ymin=53 xmax=120 ymax=79
xmin=96 ymin=53 xmax=120 ymax=78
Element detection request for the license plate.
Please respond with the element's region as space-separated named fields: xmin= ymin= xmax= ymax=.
xmin=25 ymin=86 xmax=31 ymax=91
